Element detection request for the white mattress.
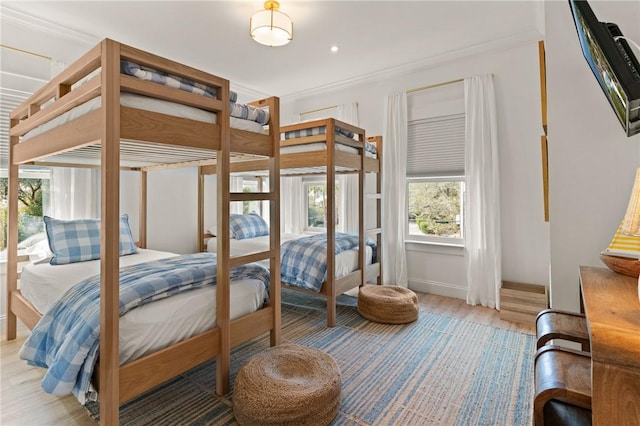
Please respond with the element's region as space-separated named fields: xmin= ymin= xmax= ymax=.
xmin=23 ymin=92 xmax=266 ymax=141
xmin=19 ymin=249 xmax=267 ymax=364
xmin=206 ymin=233 xmax=373 ymax=280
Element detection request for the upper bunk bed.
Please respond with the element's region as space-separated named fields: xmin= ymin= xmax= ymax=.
xmin=5 ymin=38 xmax=281 ymax=425
xmin=198 ymin=118 xmax=382 ymax=327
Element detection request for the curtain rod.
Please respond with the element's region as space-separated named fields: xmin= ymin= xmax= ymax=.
xmin=406 ymin=78 xmax=464 ymax=94
xmin=300 ymin=104 xmax=338 ymax=116
xmin=1 ymin=44 xmax=52 ymax=61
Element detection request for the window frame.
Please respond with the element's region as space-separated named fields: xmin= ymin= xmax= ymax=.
xmin=303 ymin=179 xmax=340 ymax=232
xmin=405 ymin=175 xmax=465 ymax=246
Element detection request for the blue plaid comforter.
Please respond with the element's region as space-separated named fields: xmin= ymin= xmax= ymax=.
xmin=120 ymin=61 xmax=269 ymax=125
xmin=281 ymin=233 xmax=376 ymax=292
xmin=18 ymin=253 xmax=269 ymax=403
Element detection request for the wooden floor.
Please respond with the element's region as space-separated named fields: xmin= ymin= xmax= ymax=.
xmin=1 ymin=292 xmax=534 ymax=426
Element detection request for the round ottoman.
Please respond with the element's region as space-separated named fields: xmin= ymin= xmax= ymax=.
xmin=357 ymin=284 xmax=419 ymax=324
xmin=233 ymin=343 xmax=341 ymax=426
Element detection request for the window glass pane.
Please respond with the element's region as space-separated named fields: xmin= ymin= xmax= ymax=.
xmin=305 ymin=182 xmax=339 ymax=230
xmin=408 ymin=180 xmax=462 ymax=239
xmin=0 ymin=177 xmax=50 ymax=251
xmin=307 ymin=184 xmax=327 ymax=228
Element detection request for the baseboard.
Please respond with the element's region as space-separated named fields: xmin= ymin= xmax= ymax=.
xmin=409 ymin=278 xmax=467 ymax=300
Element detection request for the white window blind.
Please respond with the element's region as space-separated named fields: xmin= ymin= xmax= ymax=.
xmin=1 ymin=87 xmax=31 ymax=169
xmin=407 ymin=113 xmax=465 ymax=177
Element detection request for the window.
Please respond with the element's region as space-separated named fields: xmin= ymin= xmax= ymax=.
xmin=406 ymin=98 xmax=465 ymax=245
xmin=0 ymin=171 xmax=51 ymax=252
xmin=241 ymin=177 xmax=265 ymax=215
xmin=407 ymin=178 xmax=464 ymax=243
xmin=304 ymin=180 xmax=339 ymax=231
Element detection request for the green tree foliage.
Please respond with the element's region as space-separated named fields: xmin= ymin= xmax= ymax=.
xmin=408 ymin=182 xmax=461 ymax=237
xmin=0 ymin=178 xmax=47 ymax=250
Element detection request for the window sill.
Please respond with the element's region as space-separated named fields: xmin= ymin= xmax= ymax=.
xmin=405 ymin=239 xmax=464 ymax=256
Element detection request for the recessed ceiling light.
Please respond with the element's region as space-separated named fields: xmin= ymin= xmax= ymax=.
xmin=330 ymin=45 xmax=339 ymax=53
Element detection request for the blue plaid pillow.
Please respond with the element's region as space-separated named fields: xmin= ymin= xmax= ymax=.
xmin=229 ymin=213 xmax=269 ymax=240
xmin=44 ymin=214 xmax=138 ymax=265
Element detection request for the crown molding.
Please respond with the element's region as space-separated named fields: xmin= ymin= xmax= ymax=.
xmin=282 ymin=28 xmax=544 ymax=102
xmin=1 ymin=5 xmax=97 ymax=46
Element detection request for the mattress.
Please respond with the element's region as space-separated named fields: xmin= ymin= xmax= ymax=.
xmin=206 ymin=233 xmax=373 ymax=280
xmin=22 ymin=92 xmax=266 ymax=142
xmin=19 ymin=248 xmax=267 ymax=364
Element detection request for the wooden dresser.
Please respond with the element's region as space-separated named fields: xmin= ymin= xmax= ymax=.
xmin=579 ymin=266 xmax=640 ymax=425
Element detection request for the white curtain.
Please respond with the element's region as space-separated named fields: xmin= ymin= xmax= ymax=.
xmin=49 ymin=168 xmax=100 ymax=219
xmin=464 ymin=74 xmax=502 ymax=309
xmin=337 ymin=102 xmax=360 ymax=234
xmin=281 ymin=176 xmax=305 ymax=234
xmin=382 ymin=93 xmax=408 ymax=287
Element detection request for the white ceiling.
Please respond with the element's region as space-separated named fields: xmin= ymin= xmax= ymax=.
xmin=1 ymin=1 xmax=544 ymax=100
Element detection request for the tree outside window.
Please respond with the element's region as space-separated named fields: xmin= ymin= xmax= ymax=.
xmin=0 ymin=177 xmax=49 ymax=250
xmin=407 ymin=179 xmax=463 ymax=242
xmin=305 ymin=183 xmax=340 ymax=230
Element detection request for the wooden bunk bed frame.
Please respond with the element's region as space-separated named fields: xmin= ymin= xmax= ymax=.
xmin=198 ymin=118 xmax=382 ymax=327
xmin=6 ymin=38 xmax=281 ymax=425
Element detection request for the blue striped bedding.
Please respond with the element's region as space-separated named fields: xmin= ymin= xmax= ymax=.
xmin=281 ymin=233 xmax=376 ymax=292
xmin=282 ymin=125 xmax=377 ymax=156
xmin=120 ymin=61 xmax=269 ymax=125
xmin=18 ymin=252 xmax=269 ymax=403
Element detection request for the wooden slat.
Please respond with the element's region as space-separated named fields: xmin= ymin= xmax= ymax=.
xmin=120 ymin=106 xmax=220 ymax=151
xmin=10 ymin=43 xmax=101 ymax=120
xmin=118 ymin=328 xmax=220 ymax=403
xmin=230 ymin=306 xmax=275 ymax=347
xmin=120 ymin=75 xmax=223 ymax=113
xmin=230 ymin=129 xmax=272 ymax=156
xmin=10 ymin=291 xmax=41 ymax=331
xmin=10 ymin=75 xmax=101 ymax=137
xmin=12 ymin=110 xmax=101 ymax=164
xmin=229 ymin=192 xmax=275 ymax=202
xmin=229 ymin=251 xmax=271 ymax=267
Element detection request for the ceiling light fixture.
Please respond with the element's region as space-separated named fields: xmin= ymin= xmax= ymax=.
xmin=250 ymin=1 xmax=293 ymax=47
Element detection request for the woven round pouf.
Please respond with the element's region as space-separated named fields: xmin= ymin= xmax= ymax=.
xmin=357 ymin=284 xmax=419 ymax=324
xmin=233 ymin=343 xmax=341 ymax=426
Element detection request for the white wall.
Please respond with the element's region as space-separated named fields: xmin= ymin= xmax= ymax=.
xmin=281 ymin=37 xmax=551 ymax=298
xmin=545 ymin=1 xmax=640 ymax=311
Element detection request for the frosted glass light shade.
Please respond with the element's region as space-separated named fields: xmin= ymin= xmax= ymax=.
xmin=250 ymin=1 xmax=293 ymax=47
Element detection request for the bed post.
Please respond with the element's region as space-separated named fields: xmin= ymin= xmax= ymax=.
xmin=216 ymin=78 xmax=232 ymax=396
xmin=268 ymin=96 xmax=281 ymax=346
xmin=99 ymin=38 xmax=122 ymax=426
xmin=6 ymin=118 xmax=20 ymax=340
xmin=326 ymin=119 xmax=337 ymax=327
xmin=358 ymin=129 xmax=366 ymax=288
xmin=139 ymin=170 xmax=147 ymax=249
xmin=198 ymin=166 xmax=205 ymax=252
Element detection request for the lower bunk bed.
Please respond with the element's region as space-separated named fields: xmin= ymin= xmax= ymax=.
xmin=14 ymin=227 xmax=274 ymax=405
xmin=198 ymin=119 xmax=383 ymax=327
xmin=205 ymin=227 xmax=376 ymax=293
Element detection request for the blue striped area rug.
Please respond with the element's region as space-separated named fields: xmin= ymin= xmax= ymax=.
xmin=86 ymin=290 xmax=535 ymax=425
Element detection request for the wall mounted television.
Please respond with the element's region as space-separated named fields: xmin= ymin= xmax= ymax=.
xmin=568 ymin=0 xmax=640 ymax=137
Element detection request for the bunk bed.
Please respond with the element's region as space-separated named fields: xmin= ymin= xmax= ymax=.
xmin=6 ymin=38 xmax=281 ymax=425
xmin=198 ymin=118 xmax=382 ymax=327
